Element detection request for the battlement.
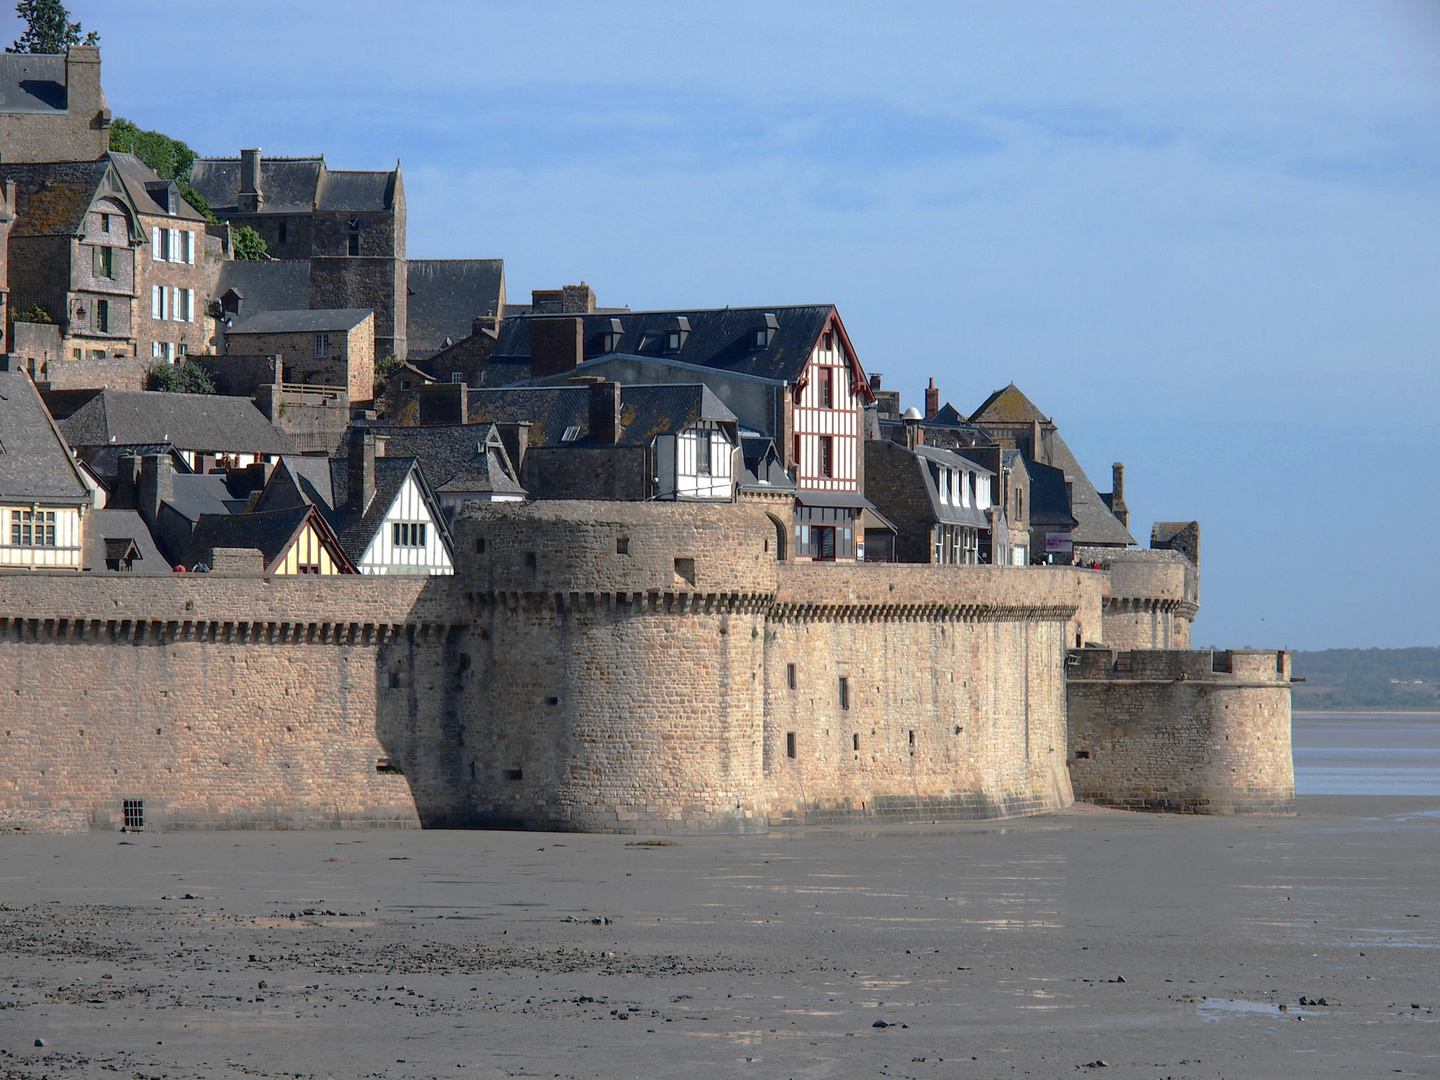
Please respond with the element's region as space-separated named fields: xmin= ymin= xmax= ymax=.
xmin=1066 ymin=647 xmax=1294 ymax=815
xmin=1074 ymin=546 xmax=1198 ymax=649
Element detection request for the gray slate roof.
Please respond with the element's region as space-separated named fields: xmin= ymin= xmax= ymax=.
xmin=227 ymin=308 xmax=371 ymax=335
xmin=406 ymin=259 xmax=505 ymax=358
xmin=377 ymin=423 xmax=525 ymax=496
xmin=317 ymin=170 xmax=396 ymax=212
xmin=59 ymin=390 xmax=295 ymax=456
xmin=189 ymin=157 xmax=324 ymax=215
xmin=215 ymin=261 xmax=312 ymax=317
xmin=106 ymin=151 xmax=206 ymax=222
xmin=83 ymin=509 xmax=168 ymax=574
xmin=0 ymin=53 xmax=66 ymax=113
xmin=0 ymin=371 xmax=91 ymax=504
xmin=494 ymin=304 xmax=851 ymax=384
xmin=466 ymin=383 xmax=736 ymax=448
xmin=180 ymin=505 xmax=323 ymax=570
xmin=0 ymin=158 xmax=124 ymax=237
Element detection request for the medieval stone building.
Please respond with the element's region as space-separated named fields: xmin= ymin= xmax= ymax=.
xmin=0 ymin=46 xmax=110 ymax=164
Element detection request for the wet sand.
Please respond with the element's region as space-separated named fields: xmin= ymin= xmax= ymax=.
xmin=1 ymin=796 xmax=1437 ymax=1079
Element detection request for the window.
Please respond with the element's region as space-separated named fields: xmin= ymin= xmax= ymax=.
xmin=475 ymin=538 xmax=487 ymax=554
xmin=168 ymin=227 xmax=180 ymax=262
xmin=908 ymin=729 xmax=915 ymax=747
xmin=616 ymin=536 xmax=629 ymax=555
xmin=277 ymin=220 xmax=287 ymax=244
xmin=384 ymin=672 xmax=401 ymax=689
xmin=347 ymin=217 xmax=361 ymax=256
xmin=838 ymin=676 xmax=850 ymax=710
xmin=92 ymin=244 xmax=113 ymax=278
xmin=666 ymin=330 xmax=682 ymax=350
xmin=151 ymin=225 xmax=162 ymax=260
xmin=813 ymin=525 xmax=836 ymax=560
xmin=314 ymin=333 xmax=330 ymax=359
xmin=792 ymin=434 xmax=801 ymax=468
xmin=399 ymin=379 xmax=411 ymax=391
xmin=786 ymin=663 xmax=797 ymax=690
xmin=819 ymin=368 xmax=833 ymax=408
xmin=152 ymin=341 xmax=162 ymax=359
xmin=752 ymin=328 xmax=768 ymax=348
xmin=852 ymin=733 xmax=860 ymax=752
xmin=95 ymin=299 xmax=109 ymax=333
xmin=10 ymin=510 xmax=57 ymax=546
xmin=101 ymin=212 xmax=111 ymax=233
xmin=450 ymin=372 xmax=464 ymax=383
xmin=561 ymin=424 xmax=582 ymax=442
xmin=393 ymin=522 xmax=427 ymax=547
xmin=819 ymin=435 xmax=834 ymax=478
xmin=785 ymin=732 xmax=797 ymax=759
xmin=122 ymin=799 xmax=144 ymax=830
xmin=693 ymin=430 xmax=711 ymax=475
xmin=297 ymin=562 xmax=321 ymax=574
xmin=823 ymin=330 xmax=833 ymax=352
xmin=504 ymin=768 xmax=524 ymax=781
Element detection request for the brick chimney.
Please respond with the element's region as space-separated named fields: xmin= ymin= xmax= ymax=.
xmin=1110 ymin=462 xmax=1128 ymax=526
xmin=137 ymin=453 xmax=173 ymax=528
xmin=924 ymin=378 xmax=939 ymax=419
xmin=529 ymin=317 xmax=584 ymax=378
xmin=346 ymin=427 xmax=376 ymax=515
xmin=589 ymin=381 xmax=622 ymax=445
xmin=239 ymin=149 xmax=263 ymax=213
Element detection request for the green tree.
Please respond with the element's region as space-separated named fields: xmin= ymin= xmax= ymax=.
xmin=375 ymin=354 xmax=403 ymax=378
xmin=10 ymin=301 xmax=52 ymax=323
xmin=232 ymin=225 xmax=268 ymax=261
xmin=7 ymin=0 xmax=97 ymax=53
xmin=108 ymin=117 xmax=217 ymax=223
xmin=145 ymin=361 xmax=216 ymax=395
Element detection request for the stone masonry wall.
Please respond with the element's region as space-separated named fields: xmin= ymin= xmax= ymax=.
xmin=1066 ymin=648 xmax=1294 ymax=814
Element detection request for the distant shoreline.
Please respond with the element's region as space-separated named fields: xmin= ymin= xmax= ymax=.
xmin=1294 ymin=709 xmax=1440 ymax=719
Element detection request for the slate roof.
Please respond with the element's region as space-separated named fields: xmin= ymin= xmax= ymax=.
xmin=492 ymin=305 xmax=854 ymax=385
xmin=376 ymin=424 xmax=525 ymax=496
xmin=0 ymin=53 xmax=66 ymax=113
xmin=0 ymin=371 xmax=91 ymax=505
xmin=466 ymin=383 xmax=737 ymax=448
xmin=189 ymin=156 xmax=324 ymax=215
xmin=738 ymin=433 xmax=795 ymax=492
xmin=912 ymin=444 xmax=994 ymax=528
xmin=180 ymin=505 xmax=320 ymax=570
xmin=106 ymin=151 xmax=206 ymax=221
xmin=970 ymin=383 xmax=1135 ymax=546
xmin=214 ymin=261 xmax=312 ymax=317
xmin=317 ymin=170 xmax=396 ymax=212
xmin=406 ymin=259 xmax=505 ymax=358
xmin=59 ymin=390 xmax=295 ymax=456
xmin=165 ymin=474 xmax=249 ymax=524
xmin=83 ymin=509 xmax=169 ymax=574
xmin=0 ymin=158 xmax=124 ymax=237
xmin=1024 ymin=459 xmax=1079 ymax=530
xmin=227 ymin=308 xmax=371 ymax=335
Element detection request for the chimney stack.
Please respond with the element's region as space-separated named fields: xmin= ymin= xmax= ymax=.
xmin=1030 ymin=419 xmax=1043 ymax=464
xmin=137 ymin=453 xmax=173 ymax=528
xmin=346 ymin=427 xmax=376 ymax=515
xmin=869 ymin=373 xmax=882 ymax=391
xmin=1110 ymin=462 xmax=1128 ymax=526
xmin=529 ymin=317 xmax=584 ymax=379
xmin=589 ymin=381 xmax=622 ymax=445
xmin=239 ymin=149 xmax=263 ymax=213
xmin=902 ymin=408 xmax=923 ymax=450
xmin=114 ymin=452 xmax=141 ymax=510
xmin=924 ymin=378 xmax=939 ymax=419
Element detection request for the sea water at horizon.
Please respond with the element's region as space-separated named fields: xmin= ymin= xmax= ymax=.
xmin=1293 ymin=711 xmax=1440 ymax=796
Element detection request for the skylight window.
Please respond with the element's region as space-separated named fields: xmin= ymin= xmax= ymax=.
xmin=562 ymin=425 xmax=582 ymax=442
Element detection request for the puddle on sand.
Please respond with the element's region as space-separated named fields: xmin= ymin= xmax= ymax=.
xmin=1197 ymin=998 xmax=1317 ymax=1021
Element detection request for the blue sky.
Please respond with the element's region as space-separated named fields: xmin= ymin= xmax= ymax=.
xmin=17 ymin=1 xmax=1440 ymax=649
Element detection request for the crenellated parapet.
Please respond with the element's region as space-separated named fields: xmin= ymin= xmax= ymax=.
xmin=1075 ymin=546 xmax=1198 ymax=648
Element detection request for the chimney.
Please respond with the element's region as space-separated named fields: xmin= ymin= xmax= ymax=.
xmin=114 ymin=452 xmax=141 ymax=510
xmin=924 ymin=378 xmax=939 ymax=419
xmin=562 ymin=282 xmax=596 ymax=313
xmin=137 ymin=453 xmax=173 ymax=528
xmin=869 ymin=373 xmax=882 ymax=391
xmin=239 ymin=148 xmax=263 ymax=213
xmin=902 ymin=408 xmax=923 ymax=450
xmin=495 ymin=422 xmax=530 ymax=471
xmin=418 ymin=381 xmax=467 ymax=425
xmin=529 ymin=317 xmax=584 ymax=378
xmin=1030 ymin=419 xmax=1043 ymax=464
xmin=1110 ymin=462 xmax=1128 ymax=526
xmin=346 ymin=427 xmax=376 ymax=515
xmin=589 ymin=381 xmax=622 ymax=445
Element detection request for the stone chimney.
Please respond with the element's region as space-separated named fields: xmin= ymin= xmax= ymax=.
xmin=589 ymin=381 xmax=622 ymax=445
xmin=239 ymin=149 xmax=263 ymax=214
xmin=924 ymin=378 xmax=939 ymax=419
xmin=1110 ymin=462 xmax=1128 ymax=526
xmin=137 ymin=453 xmax=173 ymax=528
xmin=530 ymin=317 xmax=584 ymax=379
xmin=418 ymin=381 xmax=467 ymax=426
xmin=495 ymin=422 xmax=530 ymax=472
xmin=1030 ymin=419 xmax=1043 ymax=464
xmin=902 ymin=408 xmax=924 ymax=450
xmin=113 ymin=452 xmax=141 ymax=511
xmin=562 ymin=283 xmax=596 ymax=313
xmin=63 ymin=45 xmax=109 ymax=155
xmin=346 ymin=427 xmax=376 ymax=515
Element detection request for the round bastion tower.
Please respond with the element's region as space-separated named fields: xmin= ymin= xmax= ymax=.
xmin=452 ymin=501 xmax=780 ymax=834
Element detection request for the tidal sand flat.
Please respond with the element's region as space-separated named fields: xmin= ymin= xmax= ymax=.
xmin=1 ymin=797 xmax=1436 ymax=1080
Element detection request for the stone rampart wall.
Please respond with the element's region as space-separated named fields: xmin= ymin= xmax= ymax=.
xmin=1066 ymin=648 xmax=1294 ymax=814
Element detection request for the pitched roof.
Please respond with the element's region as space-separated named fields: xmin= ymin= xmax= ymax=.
xmin=189 ymin=156 xmax=324 ymax=215
xmin=465 ymin=383 xmax=736 ymax=448
xmin=0 ymin=371 xmax=91 ymax=504
xmin=405 ymin=259 xmax=505 ymax=358
xmin=164 ymin=473 xmax=249 ymax=524
xmin=324 ymin=455 xmax=421 ymax=562
xmin=1023 ymin=458 xmax=1079 ymax=530
xmin=0 ymin=53 xmax=66 ymax=113
xmin=180 ymin=505 xmax=348 ymax=571
xmin=491 ymin=305 xmax=850 ymax=384
xmin=226 ymin=307 xmax=371 ymax=335
xmin=376 ymin=423 xmax=525 ymax=496
xmin=214 ymin=260 xmax=312 ymax=317
xmin=0 ymin=158 xmax=126 ymax=237
xmin=105 ymin=151 xmax=206 ymax=222
xmin=317 ymin=169 xmax=397 ymax=212
xmin=59 ymin=390 xmax=295 ymax=456
xmin=83 ymin=509 xmax=169 ymax=574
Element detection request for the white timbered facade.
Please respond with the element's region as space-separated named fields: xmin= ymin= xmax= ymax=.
xmin=654 ymin=422 xmax=737 ymax=501
xmin=354 ymin=468 xmax=454 ymax=576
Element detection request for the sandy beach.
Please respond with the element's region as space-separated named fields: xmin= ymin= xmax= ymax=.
xmin=0 ymin=795 xmax=1436 ymax=1079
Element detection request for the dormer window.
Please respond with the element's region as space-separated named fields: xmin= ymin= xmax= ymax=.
xmin=752 ymin=313 xmax=779 ymax=349
xmin=562 ymin=424 xmax=582 ymax=442
xmin=665 ymin=316 xmax=690 ymax=352
xmin=600 ymin=317 xmax=623 ymax=352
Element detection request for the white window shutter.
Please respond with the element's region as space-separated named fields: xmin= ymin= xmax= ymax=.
xmin=185 ymin=289 xmax=194 ymax=322
xmin=151 ymin=285 xmax=161 ymax=319
xmin=151 ymin=226 xmax=161 ymax=260
xmin=168 ymin=228 xmax=179 ymax=263
xmin=185 ymin=231 xmax=194 ymax=264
